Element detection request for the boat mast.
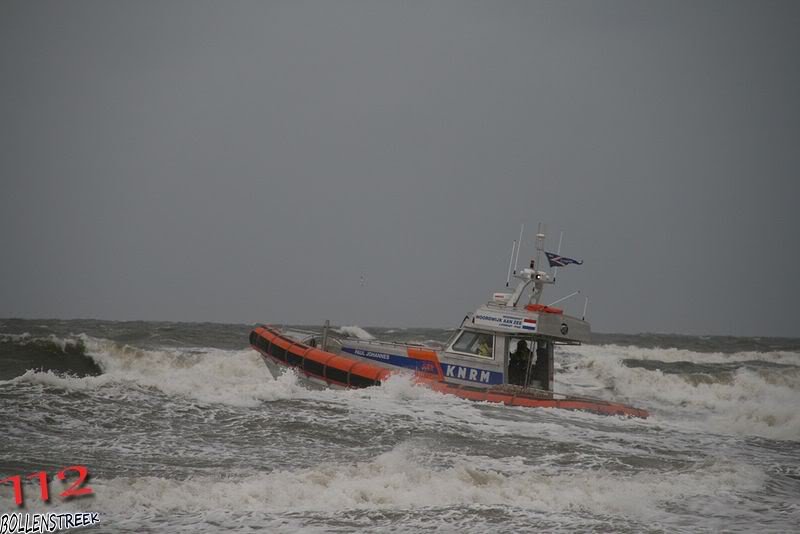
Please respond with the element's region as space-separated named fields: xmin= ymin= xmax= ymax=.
xmin=529 ymin=224 xmax=554 ymax=305
xmin=504 ymin=223 xmax=555 ymax=308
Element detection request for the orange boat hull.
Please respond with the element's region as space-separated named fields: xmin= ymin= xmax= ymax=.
xmin=250 ymin=326 xmax=648 ymax=419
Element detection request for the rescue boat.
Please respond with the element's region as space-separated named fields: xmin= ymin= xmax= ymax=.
xmin=249 ymin=228 xmax=648 ymax=418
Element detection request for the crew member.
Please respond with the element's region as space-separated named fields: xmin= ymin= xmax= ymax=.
xmin=477 ymin=335 xmax=492 ymax=356
xmin=532 ymin=340 xmax=550 ymax=388
xmin=509 ymin=339 xmax=531 ymax=385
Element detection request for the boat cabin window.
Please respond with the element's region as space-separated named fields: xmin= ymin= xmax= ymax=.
xmin=450 ymin=331 xmax=494 ymax=358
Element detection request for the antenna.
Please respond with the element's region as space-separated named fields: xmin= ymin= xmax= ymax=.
xmin=506 ymin=240 xmax=516 ymax=287
xmin=534 ymin=222 xmax=546 ymax=273
xmin=548 ymin=290 xmax=580 ymax=307
xmin=582 ymin=296 xmax=589 ymax=320
xmin=513 ymin=224 xmax=524 ymax=275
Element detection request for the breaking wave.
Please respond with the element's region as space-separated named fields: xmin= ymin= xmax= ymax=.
xmin=0 ymin=332 xmax=101 ymax=379
xmin=335 ymin=325 xmax=376 ymax=340
xmin=0 ymin=332 xmax=85 ymax=353
xmin=585 ymin=343 xmax=800 ymax=366
xmin=3 ymin=322 xmax=799 ymax=532
xmin=4 ymin=330 xmax=800 ymax=441
xmin=563 ymin=344 xmax=800 ymax=440
xmin=81 ymin=443 xmax=763 ymax=524
xmin=8 ymin=335 xmax=303 ymax=407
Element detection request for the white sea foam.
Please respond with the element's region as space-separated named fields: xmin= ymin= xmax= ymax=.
xmin=83 ymin=442 xmax=764 ymax=522
xmin=561 ymin=345 xmax=800 ymax=440
xmin=586 ymin=343 xmax=800 ymax=366
xmin=334 ymin=325 xmax=375 ymax=340
xmin=0 ymin=332 xmax=32 ymax=342
xmin=8 ymin=331 xmax=800 ymax=440
xmin=10 ymin=335 xmax=308 ymax=407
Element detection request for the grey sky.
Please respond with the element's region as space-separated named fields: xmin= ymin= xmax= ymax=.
xmin=1 ymin=1 xmax=798 ymax=336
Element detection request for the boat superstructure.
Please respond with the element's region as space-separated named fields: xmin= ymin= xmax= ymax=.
xmin=249 ymin=226 xmax=648 ymax=418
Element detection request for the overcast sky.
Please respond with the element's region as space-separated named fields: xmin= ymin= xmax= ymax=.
xmin=2 ymin=1 xmax=798 ymax=336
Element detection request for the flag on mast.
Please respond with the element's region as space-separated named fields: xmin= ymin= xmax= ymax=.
xmin=545 ymin=251 xmax=583 ymax=267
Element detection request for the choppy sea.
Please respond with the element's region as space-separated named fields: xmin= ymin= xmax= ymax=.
xmin=1 ymin=319 xmax=798 ymax=532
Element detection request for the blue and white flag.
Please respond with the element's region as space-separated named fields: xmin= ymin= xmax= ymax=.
xmin=545 ymin=251 xmax=583 ymax=268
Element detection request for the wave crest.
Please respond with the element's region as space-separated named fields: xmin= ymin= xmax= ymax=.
xmin=0 ymin=332 xmax=86 ymax=354
xmin=335 ymin=325 xmax=375 ymax=340
xmin=85 ymin=443 xmax=763 ymax=522
xmin=562 ymin=345 xmax=800 ymax=440
xmin=10 ymin=335 xmax=305 ymax=407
